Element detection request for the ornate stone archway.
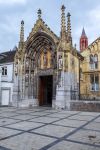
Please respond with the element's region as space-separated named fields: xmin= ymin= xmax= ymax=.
xmin=23 ymin=32 xmax=57 ymax=106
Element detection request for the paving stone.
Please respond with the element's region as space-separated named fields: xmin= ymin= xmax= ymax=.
xmin=10 ymin=114 xmax=38 ymax=121
xmin=79 ymin=112 xmax=100 ymax=117
xmin=33 ymin=124 xmax=75 ymax=138
xmin=0 ymin=112 xmax=18 ymax=118
xmin=53 ymin=118 xmax=87 ymax=128
xmin=0 ymin=107 xmax=16 ymax=112
xmin=68 ymin=114 xmax=95 ymax=121
xmin=67 ymin=129 xmax=100 ymax=146
xmin=94 ymin=117 xmax=100 ymax=123
xmin=0 ymin=133 xmax=56 ymax=150
xmin=0 ymin=118 xmax=20 ymax=126
xmin=43 ymin=109 xmax=59 ymax=113
xmin=48 ymin=140 xmax=100 ymax=150
xmin=29 ymin=111 xmax=51 ymax=116
xmin=29 ymin=116 xmax=60 ymax=123
xmin=15 ymin=110 xmax=36 ymax=114
xmin=0 ymin=127 xmax=21 ymax=140
xmin=47 ymin=113 xmax=71 ymax=118
xmin=84 ymin=122 xmax=100 ymax=131
xmin=6 ymin=121 xmax=44 ymax=131
xmin=60 ymin=111 xmax=80 ymax=114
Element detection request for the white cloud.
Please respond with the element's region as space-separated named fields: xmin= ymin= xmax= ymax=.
xmin=89 ymin=6 xmax=100 ymax=20
xmin=0 ymin=0 xmax=27 ymax=5
xmin=85 ymin=6 xmax=100 ymax=44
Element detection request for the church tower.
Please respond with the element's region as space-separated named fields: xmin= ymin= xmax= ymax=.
xmin=80 ymin=28 xmax=88 ymax=52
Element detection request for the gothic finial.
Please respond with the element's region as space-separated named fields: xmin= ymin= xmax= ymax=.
xmin=20 ymin=20 xmax=24 ymax=43
xmin=67 ymin=12 xmax=71 ymax=37
xmin=67 ymin=12 xmax=71 ymax=17
xmin=61 ymin=5 xmax=66 ymax=11
xmin=61 ymin=5 xmax=66 ymax=39
xmin=19 ymin=20 xmax=24 ymax=49
xmin=21 ymin=20 xmax=24 ymax=25
xmin=67 ymin=12 xmax=72 ymax=44
xmin=37 ymin=9 xmax=42 ymax=19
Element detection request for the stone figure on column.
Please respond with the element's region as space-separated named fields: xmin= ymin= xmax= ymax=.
xmin=26 ymin=58 xmax=29 ymax=68
xmin=43 ymin=54 xmax=47 ymax=67
xmin=58 ymin=55 xmax=63 ymax=69
xmin=15 ymin=64 xmax=18 ymax=75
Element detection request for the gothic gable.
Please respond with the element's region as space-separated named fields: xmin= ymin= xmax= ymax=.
xmin=26 ymin=19 xmax=59 ymax=46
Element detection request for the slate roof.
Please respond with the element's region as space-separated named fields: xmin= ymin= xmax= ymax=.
xmin=0 ymin=50 xmax=16 ymax=64
xmin=81 ymin=28 xmax=87 ymax=37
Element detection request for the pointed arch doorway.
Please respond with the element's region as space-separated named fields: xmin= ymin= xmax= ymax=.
xmin=38 ymin=75 xmax=53 ymax=106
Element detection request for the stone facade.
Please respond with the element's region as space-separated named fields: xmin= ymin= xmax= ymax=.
xmin=13 ymin=6 xmax=82 ymax=109
xmin=80 ymin=36 xmax=100 ymax=100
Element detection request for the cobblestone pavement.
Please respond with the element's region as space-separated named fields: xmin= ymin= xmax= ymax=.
xmin=0 ymin=107 xmax=99 ymax=150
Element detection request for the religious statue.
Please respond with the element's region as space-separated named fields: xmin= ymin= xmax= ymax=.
xmin=25 ymin=73 xmax=29 ymax=82
xmin=43 ymin=54 xmax=47 ymax=67
xmin=26 ymin=58 xmax=29 ymax=68
xmin=58 ymin=55 xmax=63 ymax=69
xmin=14 ymin=64 xmax=18 ymax=75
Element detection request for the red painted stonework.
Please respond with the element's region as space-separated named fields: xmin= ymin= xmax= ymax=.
xmin=80 ymin=28 xmax=88 ymax=52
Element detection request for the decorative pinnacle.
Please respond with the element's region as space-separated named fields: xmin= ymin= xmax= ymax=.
xmin=67 ymin=12 xmax=71 ymax=17
xmin=67 ymin=12 xmax=71 ymax=37
xmin=61 ymin=5 xmax=66 ymax=34
xmin=21 ymin=20 xmax=24 ymax=25
xmin=61 ymin=5 xmax=66 ymax=10
xmin=20 ymin=20 xmax=24 ymax=43
xmin=37 ymin=9 xmax=42 ymax=19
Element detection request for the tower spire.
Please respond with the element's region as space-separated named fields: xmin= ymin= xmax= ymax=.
xmin=80 ymin=27 xmax=88 ymax=52
xmin=61 ymin=5 xmax=66 ymax=39
xmin=67 ymin=12 xmax=72 ymax=40
xmin=19 ymin=20 xmax=24 ymax=49
xmin=81 ymin=27 xmax=86 ymax=37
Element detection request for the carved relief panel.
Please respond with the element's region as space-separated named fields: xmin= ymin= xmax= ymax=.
xmin=39 ymin=50 xmax=52 ymax=69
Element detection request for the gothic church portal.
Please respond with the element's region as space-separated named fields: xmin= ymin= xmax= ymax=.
xmin=13 ymin=6 xmax=83 ymax=109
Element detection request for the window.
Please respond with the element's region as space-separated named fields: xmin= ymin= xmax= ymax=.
xmin=2 ymin=66 xmax=7 ymax=76
xmin=90 ymin=74 xmax=99 ymax=91
xmin=94 ymin=54 xmax=98 ymax=69
xmin=90 ymin=54 xmax=98 ymax=70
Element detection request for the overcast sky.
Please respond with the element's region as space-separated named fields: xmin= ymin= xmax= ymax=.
xmin=0 ymin=0 xmax=100 ymax=52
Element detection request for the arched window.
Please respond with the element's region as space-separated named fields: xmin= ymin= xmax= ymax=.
xmin=90 ymin=54 xmax=94 ymax=69
xmin=94 ymin=54 xmax=98 ymax=69
xmin=90 ymin=54 xmax=93 ymax=63
xmin=90 ymin=74 xmax=99 ymax=91
xmin=90 ymin=54 xmax=98 ymax=70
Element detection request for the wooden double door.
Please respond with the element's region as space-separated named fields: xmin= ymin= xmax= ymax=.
xmin=38 ymin=75 xmax=53 ymax=106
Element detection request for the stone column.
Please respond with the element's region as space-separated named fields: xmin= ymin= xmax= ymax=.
xmin=55 ymin=52 xmax=70 ymax=109
xmin=12 ymin=74 xmax=19 ymax=107
xmin=55 ymin=71 xmax=71 ymax=109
